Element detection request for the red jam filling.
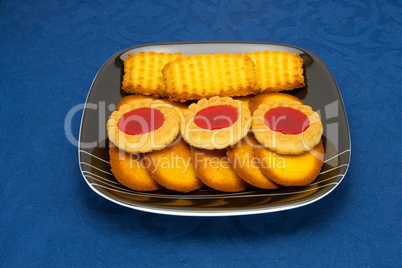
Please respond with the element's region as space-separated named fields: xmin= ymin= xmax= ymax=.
xmin=194 ymin=105 xmax=239 ymax=130
xmin=264 ymin=107 xmax=309 ymax=134
xmin=118 ymin=108 xmax=165 ymax=135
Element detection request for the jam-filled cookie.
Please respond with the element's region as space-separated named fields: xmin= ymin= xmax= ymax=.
xmin=254 ymin=142 xmax=324 ymax=186
xmin=233 ymin=96 xmax=253 ymax=107
xmin=116 ymin=94 xmax=189 ymax=112
xmin=143 ymin=139 xmax=204 ymax=193
xmin=116 ymin=94 xmax=153 ymax=110
xmin=181 ymin=96 xmax=251 ymax=150
xmin=109 ymin=143 xmax=162 ymax=191
xmin=252 ymin=99 xmax=323 ymax=155
xmin=191 ymin=147 xmax=250 ymax=192
xmin=107 ymin=98 xmax=181 ymax=153
xmin=226 ymin=135 xmax=280 ymax=189
xmin=248 ymin=92 xmax=303 ymax=114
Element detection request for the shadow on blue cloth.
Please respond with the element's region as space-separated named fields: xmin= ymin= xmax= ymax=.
xmin=77 ymin=174 xmax=350 ymax=240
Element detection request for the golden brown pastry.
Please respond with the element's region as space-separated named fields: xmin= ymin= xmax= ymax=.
xmin=181 ymin=96 xmax=251 ymax=150
xmin=162 ymin=53 xmax=256 ymax=102
xmin=121 ymin=51 xmax=181 ymax=97
xmin=107 ymin=98 xmax=181 ymax=153
xmin=244 ymin=50 xmax=305 ymax=93
xmin=254 ymin=142 xmax=324 ymax=186
xmin=109 ymin=143 xmax=162 ymax=191
xmin=226 ymin=135 xmax=280 ymax=189
xmin=252 ymin=99 xmax=323 ymax=155
xmin=248 ymin=92 xmax=303 ymax=114
xmin=116 ymin=95 xmax=154 ymax=110
xmin=191 ymin=147 xmax=250 ymax=192
xmin=143 ymin=140 xmax=204 ymax=193
xmin=116 ymin=94 xmax=189 ymax=112
xmin=234 ymin=96 xmax=253 ymax=107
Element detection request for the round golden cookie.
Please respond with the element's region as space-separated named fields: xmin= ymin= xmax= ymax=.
xmin=254 ymin=141 xmax=324 ymax=186
xmin=107 ymin=98 xmax=181 ymax=153
xmin=233 ymin=96 xmax=253 ymax=107
xmin=143 ymin=139 xmax=204 ymax=193
xmin=248 ymin=93 xmax=303 ymax=114
xmin=109 ymin=143 xmax=162 ymax=191
xmin=181 ymin=96 xmax=251 ymax=150
xmin=117 ymin=94 xmax=189 ymax=112
xmin=252 ymin=99 xmax=323 ymax=155
xmin=191 ymin=147 xmax=250 ymax=192
xmin=226 ymin=135 xmax=280 ymax=189
xmin=116 ymin=95 xmax=155 ymax=110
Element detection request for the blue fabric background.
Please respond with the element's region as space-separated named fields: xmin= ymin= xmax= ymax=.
xmin=1 ymin=0 xmax=401 ymax=267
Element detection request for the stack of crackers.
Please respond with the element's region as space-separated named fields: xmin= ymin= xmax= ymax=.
xmin=121 ymin=51 xmax=305 ymax=101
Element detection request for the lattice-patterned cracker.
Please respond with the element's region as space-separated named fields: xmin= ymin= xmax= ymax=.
xmin=244 ymin=50 xmax=305 ymax=93
xmin=162 ymin=53 xmax=257 ymax=102
xmin=122 ymin=51 xmax=181 ymax=96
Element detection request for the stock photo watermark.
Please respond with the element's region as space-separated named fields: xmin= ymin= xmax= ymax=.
xmin=67 ymin=100 xmax=340 ymax=171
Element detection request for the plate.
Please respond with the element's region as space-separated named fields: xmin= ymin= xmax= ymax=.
xmin=78 ymin=41 xmax=351 ymax=216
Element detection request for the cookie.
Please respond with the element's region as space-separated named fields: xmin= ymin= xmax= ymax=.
xmin=116 ymin=94 xmax=189 ymax=112
xmin=116 ymin=95 xmax=154 ymax=110
xmin=122 ymin=51 xmax=181 ymax=97
xmin=107 ymin=98 xmax=181 ymax=153
xmin=248 ymin=92 xmax=303 ymax=114
xmin=143 ymin=139 xmax=204 ymax=193
xmin=244 ymin=50 xmax=305 ymax=93
xmin=109 ymin=143 xmax=162 ymax=191
xmin=252 ymin=99 xmax=323 ymax=155
xmin=191 ymin=147 xmax=250 ymax=192
xmin=226 ymin=134 xmax=280 ymax=189
xmin=181 ymin=96 xmax=251 ymax=150
xmin=162 ymin=53 xmax=256 ymax=102
xmin=254 ymin=141 xmax=324 ymax=186
xmin=233 ymin=96 xmax=253 ymax=108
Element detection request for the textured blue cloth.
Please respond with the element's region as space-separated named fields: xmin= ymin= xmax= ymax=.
xmin=0 ymin=0 xmax=401 ymax=267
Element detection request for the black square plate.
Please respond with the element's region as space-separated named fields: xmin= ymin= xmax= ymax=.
xmin=78 ymin=42 xmax=351 ymax=216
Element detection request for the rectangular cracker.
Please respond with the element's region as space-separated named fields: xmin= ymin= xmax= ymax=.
xmin=162 ymin=53 xmax=257 ymax=102
xmin=244 ymin=50 xmax=305 ymax=93
xmin=122 ymin=51 xmax=182 ymax=97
